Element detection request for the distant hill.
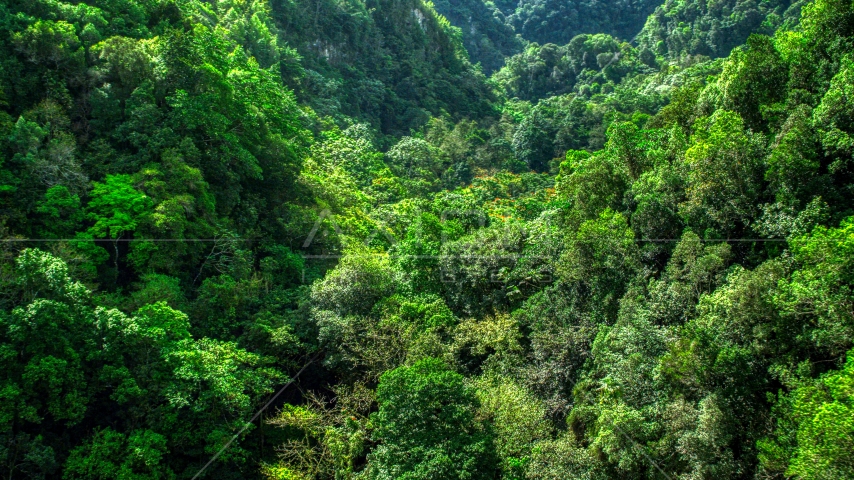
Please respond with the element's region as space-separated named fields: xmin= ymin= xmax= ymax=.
xmin=272 ymin=0 xmax=498 ymax=136
xmin=507 ymin=0 xmax=663 ymax=44
xmin=636 ymin=0 xmax=802 ymax=60
xmin=431 ymin=0 xmax=524 ymax=74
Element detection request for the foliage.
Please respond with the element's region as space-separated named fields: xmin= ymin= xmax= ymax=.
xmin=760 ymin=349 xmax=854 ymax=479
xmin=636 ymin=0 xmax=800 ymax=60
xmin=505 ymin=0 xmax=661 ymax=46
xmin=2 ymin=0 xmax=854 ymax=477
xmin=431 ymin=0 xmax=523 ymax=74
xmin=367 ymin=358 xmax=498 ymax=479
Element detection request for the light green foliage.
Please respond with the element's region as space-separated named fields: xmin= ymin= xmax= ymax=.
xmin=776 ymin=218 xmax=854 ymax=356
xmin=85 ymin=174 xmax=152 ymax=272
xmin=87 ymin=174 xmax=151 ymax=240
xmin=311 ymin=248 xmax=395 ymax=317
xmin=526 ymin=432 xmax=605 ymax=480
xmin=301 ymin=136 xmax=376 ymax=211
xmin=391 ymin=212 xmax=446 ymax=294
xmin=12 ymin=20 xmax=83 ymax=67
xmin=386 ymin=137 xmax=446 ymax=197
xmin=311 ymin=249 xmax=408 ymax=378
xmin=473 ymin=375 xmax=551 ymax=474
xmin=264 ymin=386 xmax=371 ymax=480
xmin=376 ymin=293 xmax=457 ymax=331
xmin=453 ymin=313 xmax=523 ymax=373
xmin=814 ymin=56 xmax=854 ymax=157
xmin=760 ymin=349 xmax=854 ymax=479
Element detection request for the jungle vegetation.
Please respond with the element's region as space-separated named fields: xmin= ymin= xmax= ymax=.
xmin=1 ymin=0 xmax=853 ymax=478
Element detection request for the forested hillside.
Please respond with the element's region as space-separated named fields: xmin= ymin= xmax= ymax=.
xmin=1 ymin=0 xmax=854 ymax=477
xmin=434 ymin=0 xmax=801 ymax=78
xmin=431 ymin=0 xmax=661 ymax=73
xmin=636 ymin=0 xmax=803 ymax=60
xmin=431 ymin=0 xmax=523 ymax=74
xmin=506 ymin=0 xmax=661 ymax=45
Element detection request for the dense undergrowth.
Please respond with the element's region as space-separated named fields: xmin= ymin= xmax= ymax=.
xmin=1 ymin=0 xmax=853 ymax=478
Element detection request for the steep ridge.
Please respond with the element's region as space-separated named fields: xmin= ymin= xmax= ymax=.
xmin=432 ymin=0 xmax=523 ymax=74
xmin=272 ymin=0 xmax=497 ymax=136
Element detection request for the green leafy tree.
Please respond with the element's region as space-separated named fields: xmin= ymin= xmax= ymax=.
xmin=760 ymin=349 xmax=854 ymax=479
xmin=386 ymin=137 xmax=446 ymax=197
xmin=717 ymin=35 xmax=788 ymax=131
xmin=813 ymin=56 xmax=854 ymax=158
xmin=87 ymin=174 xmax=151 ymax=269
xmin=558 ymin=209 xmax=640 ymax=318
xmin=681 ymin=110 xmax=766 ymax=235
xmin=35 ymin=185 xmax=84 ymax=239
xmin=11 ymin=20 xmax=83 ymax=68
xmin=367 ymin=358 xmax=498 ymax=479
xmin=63 ymin=428 xmax=172 ymax=480
xmin=775 ymin=217 xmax=854 ymax=357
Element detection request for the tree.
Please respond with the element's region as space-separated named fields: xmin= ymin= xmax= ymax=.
xmin=63 ymin=428 xmax=172 ymax=480
xmin=512 ymin=107 xmax=556 ymax=172
xmin=473 ymin=375 xmax=551 ymax=476
xmin=813 ymin=57 xmax=854 ymax=158
xmin=680 ymin=110 xmax=766 ymax=235
xmin=557 ymin=208 xmax=640 ymax=318
xmin=556 ymin=150 xmax=630 ymax=222
xmin=35 ymin=185 xmax=84 ymax=239
xmin=11 ymin=20 xmax=83 ymax=68
xmin=367 ymin=358 xmax=498 ymax=479
xmin=760 ymin=348 xmax=854 ymax=479
xmin=717 ymin=35 xmax=788 ymax=132
xmin=87 ymin=174 xmax=151 ymax=269
xmin=1 ymin=249 xmax=95 ymax=431
xmin=385 ymin=137 xmax=445 ymax=197
xmin=765 ymin=104 xmax=821 ymax=206
xmin=775 ymin=217 xmax=854 ymax=357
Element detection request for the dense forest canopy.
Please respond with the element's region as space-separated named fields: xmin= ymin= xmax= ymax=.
xmin=1 ymin=0 xmax=854 ymax=478
xmin=431 ymin=0 xmax=664 ymax=71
